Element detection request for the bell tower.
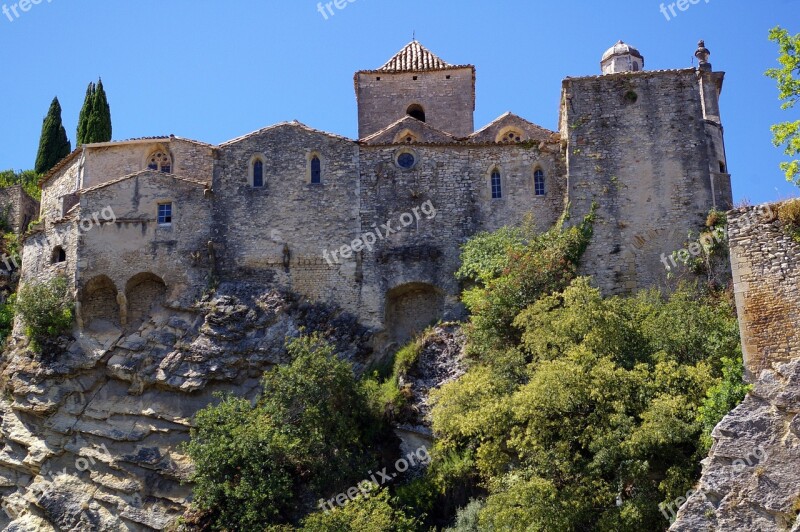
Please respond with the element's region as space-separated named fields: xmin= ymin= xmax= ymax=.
xmin=354 ymin=41 xmax=475 ymax=138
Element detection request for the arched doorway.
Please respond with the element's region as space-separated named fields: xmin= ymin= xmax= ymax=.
xmin=385 ymin=283 xmax=444 ymax=344
xmin=81 ymin=275 xmax=118 ymax=329
xmin=125 ymin=273 xmax=167 ymax=327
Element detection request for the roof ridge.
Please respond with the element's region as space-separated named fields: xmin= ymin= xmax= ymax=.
xmin=378 ymin=41 xmax=453 ymax=72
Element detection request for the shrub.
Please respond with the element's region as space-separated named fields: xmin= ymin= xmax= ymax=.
xmin=778 ymin=199 xmax=800 ymax=241
xmin=15 ymin=276 xmax=73 ymax=350
xmin=0 ymin=294 xmax=15 ymax=344
xmin=445 ymin=499 xmax=486 ymax=531
xmin=300 ymin=488 xmax=419 ymax=531
xmin=185 ymin=334 xmax=388 ymax=529
xmin=697 ymin=355 xmax=751 ymax=451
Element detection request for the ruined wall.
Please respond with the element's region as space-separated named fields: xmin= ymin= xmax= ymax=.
xmin=728 ymin=203 xmax=800 ymax=379
xmin=671 ymin=202 xmax=800 ymax=532
xmin=356 ymin=67 xmax=475 ymax=138
xmin=562 ymin=68 xmax=732 ymax=294
xmin=0 ymin=185 xmax=39 ymax=234
xmin=40 ymin=157 xmax=81 ymax=227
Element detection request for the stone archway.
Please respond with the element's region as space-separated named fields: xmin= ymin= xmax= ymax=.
xmin=125 ymin=273 xmax=167 ymax=328
xmin=81 ymin=275 xmax=119 ymax=330
xmin=385 ymin=283 xmax=444 ymax=344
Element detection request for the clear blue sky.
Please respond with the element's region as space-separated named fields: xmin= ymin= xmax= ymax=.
xmin=0 ymin=0 xmax=797 ymax=203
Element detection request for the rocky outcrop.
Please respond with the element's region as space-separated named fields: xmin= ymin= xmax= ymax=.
xmin=0 ymin=283 xmax=371 ymax=531
xmin=670 ymin=359 xmax=800 ymax=532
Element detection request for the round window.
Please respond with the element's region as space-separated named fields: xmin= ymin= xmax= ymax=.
xmin=397 ymin=152 xmax=416 ymax=169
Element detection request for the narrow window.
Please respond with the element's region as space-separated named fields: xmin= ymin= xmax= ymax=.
xmin=407 ymin=104 xmax=426 ymax=122
xmin=253 ymin=160 xmax=264 ymax=187
xmin=311 ymin=156 xmax=322 ymax=184
xmin=52 ymin=246 xmax=66 ymax=264
xmin=534 ymin=169 xmax=546 ymax=196
xmin=491 ymin=170 xmax=502 ymax=199
xmin=158 ymin=203 xmax=172 ymax=225
xmin=719 ymin=161 xmax=726 ymax=173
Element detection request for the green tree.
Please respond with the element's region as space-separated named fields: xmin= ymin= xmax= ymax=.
xmin=430 ymin=279 xmax=742 ymax=531
xmin=76 ymin=82 xmax=95 ymax=146
xmin=34 ymin=97 xmax=72 ymax=175
xmin=15 ymin=276 xmax=73 ymax=351
xmin=78 ymin=79 xmax=112 ymax=145
xmin=0 ymin=169 xmax=41 ymax=200
xmin=185 ymin=334 xmax=388 ymax=529
xmin=766 ymin=26 xmax=800 ymax=186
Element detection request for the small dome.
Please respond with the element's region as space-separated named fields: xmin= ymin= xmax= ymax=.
xmin=602 ymin=40 xmax=643 ymax=62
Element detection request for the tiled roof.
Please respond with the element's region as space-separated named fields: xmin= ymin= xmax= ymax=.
xmin=219 ymin=120 xmax=353 ymax=146
xmin=378 ymin=41 xmax=454 ymax=72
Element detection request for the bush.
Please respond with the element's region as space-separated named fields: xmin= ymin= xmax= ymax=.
xmin=0 ymin=294 xmax=15 ymax=344
xmin=185 ymin=334 xmax=389 ymax=529
xmin=445 ymin=499 xmax=485 ymax=531
xmin=697 ymin=356 xmax=751 ymax=451
xmin=300 ymin=488 xmax=419 ymax=531
xmin=15 ymin=276 xmax=73 ymax=350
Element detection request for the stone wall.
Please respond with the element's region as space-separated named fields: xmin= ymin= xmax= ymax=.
xmin=562 ymin=68 xmax=733 ymax=295
xmin=728 ymin=203 xmax=800 ymax=379
xmin=355 ymin=67 xmax=475 ymax=138
xmin=0 ymin=185 xmax=38 ymax=234
xmin=671 ymin=201 xmax=800 ymax=532
xmin=77 ymin=171 xmax=213 ymax=313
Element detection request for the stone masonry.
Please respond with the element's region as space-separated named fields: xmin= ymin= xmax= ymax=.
xmin=20 ymin=39 xmax=732 ymax=347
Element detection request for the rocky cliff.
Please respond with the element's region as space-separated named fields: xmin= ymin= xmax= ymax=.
xmin=0 ymin=283 xmax=371 ymax=531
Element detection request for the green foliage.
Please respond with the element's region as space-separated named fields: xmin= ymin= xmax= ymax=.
xmin=15 ymin=276 xmax=73 ymax=350
xmin=430 ymin=278 xmax=741 ymax=531
xmin=698 ymin=356 xmax=751 ymax=452
xmin=462 ymin=206 xmax=595 ymax=353
xmin=0 ymin=170 xmax=40 ymax=200
xmin=34 ymin=97 xmax=72 ymax=175
xmin=185 ymin=334 xmax=387 ymax=529
xmin=0 ymin=294 xmax=16 ymax=344
xmin=77 ymin=79 xmax=113 ymax=145
xmin=76 ymin=82 xmax=94 ymax=146
xmin=778 ymin=198 xmax=800 ymax=242
xmin=455 ymin=225 xmax=528 ymax=286
xmin=300 ymin=488 xmax=419 ymax=531
xmin=766 ymin=26 xmax=800 ymax=185
xmin=445 ymin=499 xmax=485 ymax=532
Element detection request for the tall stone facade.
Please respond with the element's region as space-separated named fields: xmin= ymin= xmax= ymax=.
xmin=21 ymin=40 xmax=732 ymax=344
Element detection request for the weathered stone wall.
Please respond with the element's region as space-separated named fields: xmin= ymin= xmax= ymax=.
xmin=356 ymin=67 xmax=475 ymax=138
xmin=358 ymin=141 xmax=565 ymax=332
xmin=671 ymin=202 xmax=800 ymax=532
xmin=77 ymin=171 xmax=213 ymax=313
xmin=40 ymin=157 xmax=81 ymax=227
xmin=728 ymin=203 xmax=800 ymax=379
xmin=82 ymin=138 xmax=214 ymax=189
xmin=562 ymin=68 xmax=733 ymax=295
xmin=0 ymin=185 xmax=39 ymax=234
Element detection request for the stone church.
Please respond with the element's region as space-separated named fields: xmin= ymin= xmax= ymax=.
xmin=22 ymin=39 xmax=732 ymax=346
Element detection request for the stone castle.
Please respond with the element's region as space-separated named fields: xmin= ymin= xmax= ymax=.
xmin=21 ymin=39 xmax=732 ymax=346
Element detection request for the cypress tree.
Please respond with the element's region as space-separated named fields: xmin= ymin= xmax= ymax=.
xmin=34 ymin=97 xmax=72 ymax=175
xmin=85 ymin=78 xmax=112 ymax=144
xmin=76 ymin=82 xmax=95 ymax=146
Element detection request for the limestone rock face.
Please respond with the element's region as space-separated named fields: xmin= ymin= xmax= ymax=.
xmin=0 ymin=283 xmax=370 ymax=531
xmin=671 ymin=359 xmax=800 ymax=532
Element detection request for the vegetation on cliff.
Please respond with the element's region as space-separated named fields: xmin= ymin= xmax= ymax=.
xmin=185 ymin=208 xmax=747 ymax=531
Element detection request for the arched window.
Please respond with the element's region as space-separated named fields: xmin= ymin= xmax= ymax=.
xmin=147 ymin=151 xmax=172 ymax=173
xmin=407 ymin=104 xmax=426 ymax=123
xmin=491 ymin=170 xmax=502 ymax=199
xmin=310 ymin=156 xmax=322 ymax=184
xmin=253 ymin=160 xmax=264 ymax=188
xmin=534 ymin=169 xmax=546 ymax=196
xmin=498 ymin=129 xmax=523 ymax=143
xmin=51 ymin=246 xmax=66 ymax=264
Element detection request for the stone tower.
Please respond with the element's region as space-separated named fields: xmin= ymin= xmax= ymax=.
xmin=601 ymin=40 xmax=645 ymax=74
xmin=563 ymin=40 xmax=733 ymax=293
xmin=354 ymin=41 xmax=475 ymax=138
